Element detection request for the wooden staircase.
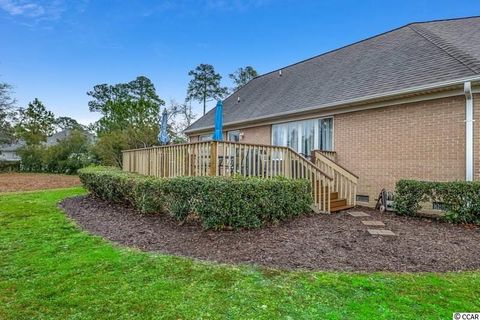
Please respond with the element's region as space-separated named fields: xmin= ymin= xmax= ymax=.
xmin=329 ymin=191 xmax=355 ymax=212
xmin=313 ymin=151 xmax=359 ymax=213
xmin=316 ymin=187 xmax=355 ymax=213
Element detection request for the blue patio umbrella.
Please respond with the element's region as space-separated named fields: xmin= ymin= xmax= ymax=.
xmin=158 ymin=108 xmax=170 ymax=145
xmin=212 ymin=100 xmax=223 ymax=141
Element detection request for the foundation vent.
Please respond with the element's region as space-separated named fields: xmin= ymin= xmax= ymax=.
xmin=356 ymin=195 xmax=369 ymax=203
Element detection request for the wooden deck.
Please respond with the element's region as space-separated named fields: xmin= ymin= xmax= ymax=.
xmin=122 ymin=141 xmax=358 ymax=213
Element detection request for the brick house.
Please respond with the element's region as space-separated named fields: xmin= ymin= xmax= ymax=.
xmin=184 ymin=16 xmax=480 ymax=208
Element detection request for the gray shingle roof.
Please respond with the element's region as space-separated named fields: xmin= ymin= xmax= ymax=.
xmin=46 ymin=129 xmax=70 ymax=146
xmin=0 ymin=140 xmax=25 ymax=152
xmin=187 ymin=16 xmax=480 ymax=133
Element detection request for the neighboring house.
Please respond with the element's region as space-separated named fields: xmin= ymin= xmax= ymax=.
xmin=46 ymin=129 xmax=95 ymax=146
xmin=46 ymin=130 xmax=72 ymax=147
xmin=185 ymin=16 xmax=480 ymax=207
xmin=0 ymin=140 xmax=25 ymax=161
xmin=0 ymin=129 xmax=94 ymax=162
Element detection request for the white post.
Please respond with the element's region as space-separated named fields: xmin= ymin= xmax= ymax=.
xmin=464 ymin=81 xmax=474 ymax=181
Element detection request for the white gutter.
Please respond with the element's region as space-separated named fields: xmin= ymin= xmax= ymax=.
xmin=185 ymin=75 xmax=480 ymax=133
xmin=464 ymin=81 xmax=474 ymax=181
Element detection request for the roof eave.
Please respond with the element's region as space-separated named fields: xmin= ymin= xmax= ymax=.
xmin=184 ymin=75 xmax=480 ymax=134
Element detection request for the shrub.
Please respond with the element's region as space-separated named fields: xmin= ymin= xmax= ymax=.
xmin=16 ymin=129 xmax=95 ymax=174
xmin=393 ymin=180 xmax=429 ymax=217
xmin=394 ymin=179 xmax=480 ymax=225
xmin=92 ymin=126 xmax=159 ymax=167
xmin=92 ymin=130 xmax=129 ymax=168
xmin=43 ymin=130 xmax=95 ymax=174
xmin=79 ymin=166 xmax=145 ymax=204
xmin=193 ymin=176 xmax=312 ymax=229
xmin=133 ymin=177 xmax=168 ymax=214
xmin=161 ymin=177 xmax=203 ymax=221
xmin=0 ymin=160 xmax=20 ymax=172
xmin=78 ymin=166 xmax=313 ymax=229
xmin=17 ymin=145 xmax=45 ymax=172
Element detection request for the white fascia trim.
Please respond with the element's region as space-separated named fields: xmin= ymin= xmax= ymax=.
xmin=464 ymin=81 xmax=474 ymax=181
xmin=185 ymin=75 xmax=480 ymax=134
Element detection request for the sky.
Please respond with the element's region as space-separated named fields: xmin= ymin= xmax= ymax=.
xmin=1 ymin=0 xmax=479 ymax=125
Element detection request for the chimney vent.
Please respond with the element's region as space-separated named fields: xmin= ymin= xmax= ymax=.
xmin=237 ymin=96 xmax=240 ymax=103
xmin=279 ymin=69 xmax=282 ymax=76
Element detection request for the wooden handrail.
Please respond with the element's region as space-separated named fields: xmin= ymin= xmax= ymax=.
xmin=313 ymin=150 xmax=337 ymax=162
xmin=284 ymin=147 xmax=333 ymax=181
xmin=312 ymin=150 xmax=358 ymax=207
xmin=312 ymin=150 xmax=359 ymax=180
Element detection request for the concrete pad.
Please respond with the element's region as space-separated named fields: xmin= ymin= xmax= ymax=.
xmin=362 ymin=220 xmax=385 ymax=226
xmin=368 ymin=229 xmax=396 ymax=236
xmin=348 ymin=211 xmax=370 ymax=217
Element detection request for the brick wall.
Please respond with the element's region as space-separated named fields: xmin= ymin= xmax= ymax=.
xmin=188 ymin=125 xmax=271 ymax=145
xmin=187 ymin=94 xmax=478 ymax=208
xmin=239 ymin=125 xmax=271 ymax=144
xmin=334 ymin=95 xmax=476 ymax=206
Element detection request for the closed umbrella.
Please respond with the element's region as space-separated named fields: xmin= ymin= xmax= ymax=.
xmin=212 ymin=100 xmax=223 ymax=141
xmin=158 ymin=108 xmax=170 ymax=145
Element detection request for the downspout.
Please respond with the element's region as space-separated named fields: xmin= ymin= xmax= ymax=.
xmin=464 ymin=81 xmax=474 ymax=181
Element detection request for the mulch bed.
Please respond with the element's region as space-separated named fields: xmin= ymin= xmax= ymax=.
xmin=0 ymin=173 xmax=80 ymax=192
xmin=60 ymin=195 xmax=480 ymax=272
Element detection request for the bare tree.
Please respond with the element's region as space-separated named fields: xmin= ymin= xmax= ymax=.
xmin=166 ymin=99 xmax=197 ymax=143
xmin=0 ymin=81 xmax=17 ymax=144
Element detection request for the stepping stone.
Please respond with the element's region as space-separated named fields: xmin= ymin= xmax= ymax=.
xmin=362 ymin=220 xmax=385 ymax=227
xmin=348 ymin=211 xmax=370 ymax=217
xmin=367 ymin=229 xmax=396 ymax=236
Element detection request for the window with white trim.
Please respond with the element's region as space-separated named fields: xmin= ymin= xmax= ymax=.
xmin=227 ymin=130 xmax=240 ymax=142
xmin=272 ymin=117 xmax=333 ymax=156
xmin=199 ymin=134 xmax=212 ymax=141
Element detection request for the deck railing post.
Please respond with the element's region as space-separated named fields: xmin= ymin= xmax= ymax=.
xmin=209 ymin=141 xmax=218 ymax=176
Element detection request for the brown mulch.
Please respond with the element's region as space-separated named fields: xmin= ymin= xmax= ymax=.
xmin=0 ymin=173 xmax=81 ymax=192
xmin=60 ymin=195 xmax=480 ymax=272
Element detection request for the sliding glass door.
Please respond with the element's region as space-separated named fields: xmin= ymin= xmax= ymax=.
xmin=272 ymin=117 xmax=333 ymax=156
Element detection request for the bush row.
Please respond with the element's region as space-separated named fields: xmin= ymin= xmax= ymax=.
xmin=394 ymin=179 xmax=480 ymax=224
xmin=79 ymin=166 xmax=313 ymax=229
xmin=0 ymin=160 xmax=20 ymax=172
xmin=17 ymin=130 xmax=95 ymax=174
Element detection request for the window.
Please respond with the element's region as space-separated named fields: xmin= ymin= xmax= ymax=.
xmin=272 ymin=117 xmax=333 ymax=155
xmin=227 ymin=130 xmax=240 ymax=142
xmin=199 ymin=134 xmax=212 ymax=141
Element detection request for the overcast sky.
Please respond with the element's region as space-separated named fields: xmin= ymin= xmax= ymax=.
xmin=1 ymin=0 xmax=479 ymax=125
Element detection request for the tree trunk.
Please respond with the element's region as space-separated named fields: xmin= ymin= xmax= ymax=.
xmin=203 ymin=95 xmax=206 ymax=116
xmin=203 ymin=83 xmax=207 ymax=115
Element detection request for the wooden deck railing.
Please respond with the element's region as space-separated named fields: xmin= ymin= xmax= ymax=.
xmin=316 ymin=150 xmax=337 ymax=162
xmin=122 ymin=141 xmax=334 ymax=213
xmin=312 ymin=150 xmax=358 ymax=207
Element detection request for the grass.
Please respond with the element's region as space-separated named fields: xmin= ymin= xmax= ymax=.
xmin=0 ymin=188 xmax=479 ymax=319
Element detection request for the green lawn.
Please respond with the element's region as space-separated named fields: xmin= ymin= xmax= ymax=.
xmin=0 ymin=188 xmax=479 ymax=319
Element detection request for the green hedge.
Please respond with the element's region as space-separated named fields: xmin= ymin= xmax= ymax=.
xmin=78 ymin=166 xmax=145 ymax=204
xmin=78 ymin=166 xmax=313 ymax=230
xmin=394 ymin=179 xmax=480 ymax=224
xmin=0 ymin=160 xmax=20 ymax=172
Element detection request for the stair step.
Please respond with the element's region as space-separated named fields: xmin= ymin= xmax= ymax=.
xmin=330 ymin=204 xmax=355 ymax=213
xmin=330 ymin=198 xmax=347 ymax=208
xmin=318 ymin=192 xmax=338 ymax=200
xmin=316 ymin=192 xmax=338 ymax=200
